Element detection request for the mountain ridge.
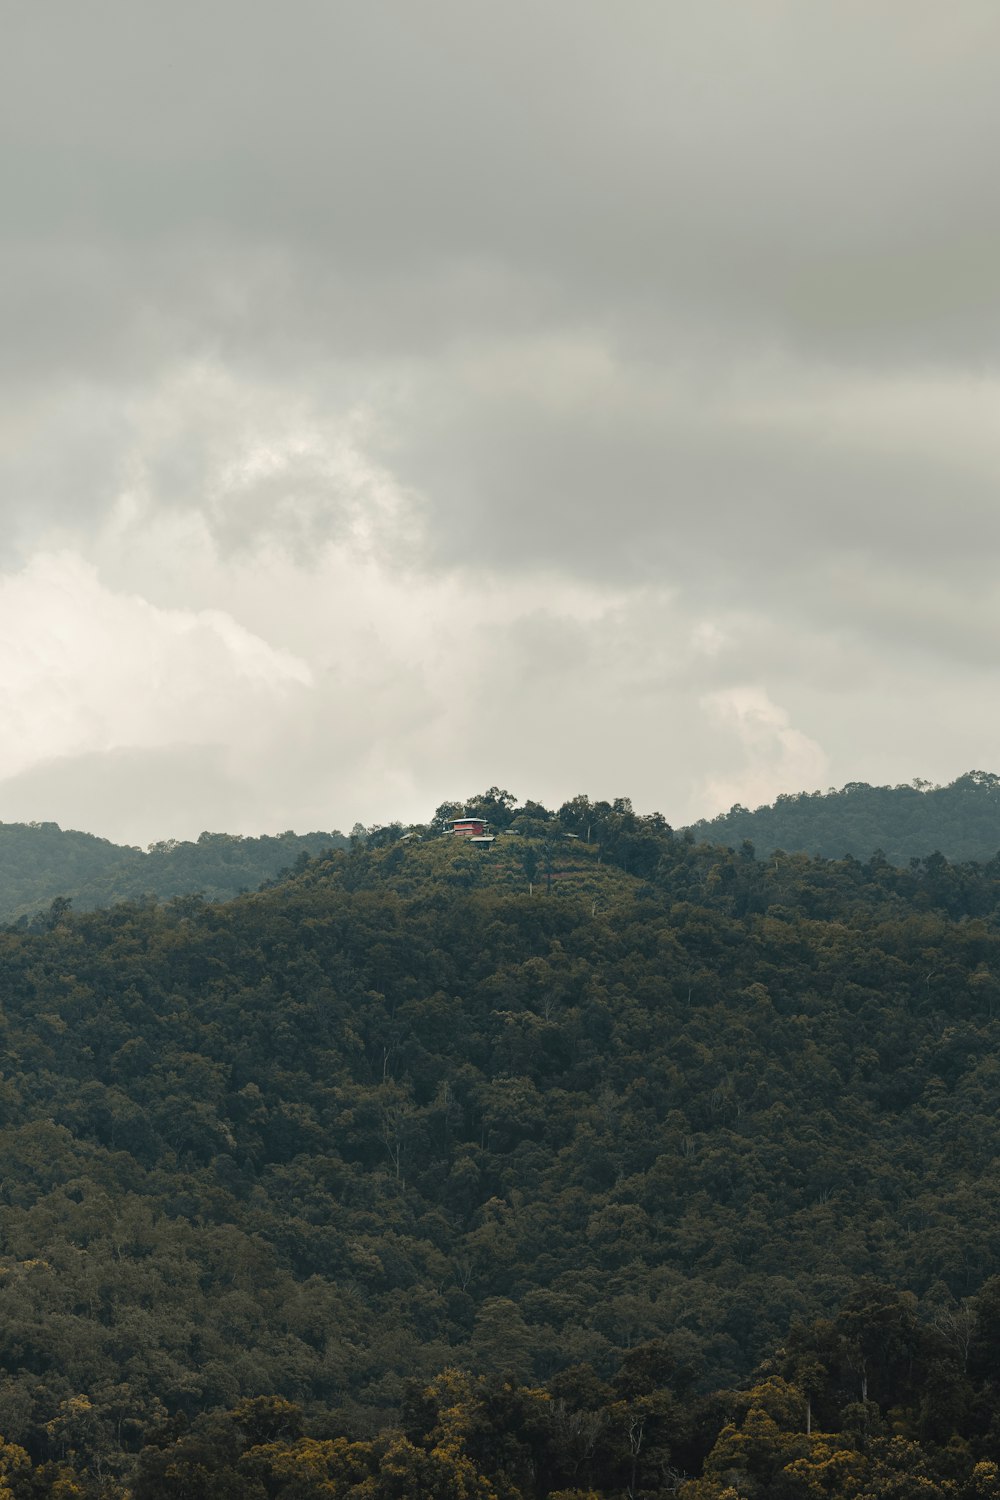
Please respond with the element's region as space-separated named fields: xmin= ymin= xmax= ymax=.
xmin=0 ymin=821 xmax=349 ymax=924
xmin=4 ymin=770 xmax=1000 ymax=924
xmin=689 ymin=768 xmax=1000 ymax=864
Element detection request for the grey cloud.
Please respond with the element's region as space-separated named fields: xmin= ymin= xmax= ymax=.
xmin=3 ymin=2 xmax=1000 ymax=835
xmin=395 ymin=356 xmax=1000 ymax=590
xmin=5 ymin=3 xmax=1000 ymax=500
xmin=4 ymin=3 xmax=1000 ymax=352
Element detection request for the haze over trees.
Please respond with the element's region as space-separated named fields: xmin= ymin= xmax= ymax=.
xmin=690 ymin=769 xmax=1000 ymax=864
xmin=0 ymin=824 xmax=348 ymax=925
xmin=3 ymin=786 xmax=1000 ymax=1493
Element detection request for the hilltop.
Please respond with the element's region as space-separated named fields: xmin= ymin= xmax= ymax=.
xmin=350 ymin=817 xmax=641 ymax=909
xmin=6 ymin=773 xmax=1000 ymax=925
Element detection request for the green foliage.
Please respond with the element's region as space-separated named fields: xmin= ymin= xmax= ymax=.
xmin=689 ymin=770 xmax=1000 ymax=864
xmin=6 ymin=799 xmax=1000 ymax=1493
xmin=0 ymin=824 xmax=347 ymax=924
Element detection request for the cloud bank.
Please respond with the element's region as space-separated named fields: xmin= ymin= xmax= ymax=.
xmin=2 ymin=2 xmax=999 ymax=841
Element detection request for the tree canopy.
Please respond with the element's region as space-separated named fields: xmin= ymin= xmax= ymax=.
xmin=1 ymin=793 xmax=1000 ymax=1492
xmin=688 ymin=770 xmax=1000 ymax=864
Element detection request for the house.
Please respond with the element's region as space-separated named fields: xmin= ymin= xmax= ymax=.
xmin=449 ymin=817 xmax=487 ymax=837
xmin=447 ymin=816 xmax=495 ymax=846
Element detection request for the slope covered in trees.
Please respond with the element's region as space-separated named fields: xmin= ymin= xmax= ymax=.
xmin=3 ymin=809 xmax=1000 ymax=1493
xmin=5 ymin=770 xmax=1000 ymax=926
xmin=688 ymin=769 xmax=1000 ymax=864
xmin=0 ymin=822 xmax=347 ymax=924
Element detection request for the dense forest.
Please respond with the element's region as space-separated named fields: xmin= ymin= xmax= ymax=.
xmin=0 ymin=824 xmax=348 ymax=925
xmin=689 ymin=769 xmax=1000 ymax=864
xmin=5 ymin=790 xmax=1000 ymax=1494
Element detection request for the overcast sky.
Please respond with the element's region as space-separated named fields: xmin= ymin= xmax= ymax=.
xmin=2 ymin=1 xmax=999 ymax=844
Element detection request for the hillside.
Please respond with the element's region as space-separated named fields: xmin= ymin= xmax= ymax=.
xmin=688 ymin=768 xmax=1000 ymax=863
xmin=7 ymin=772 xmax=1000 ymax=926
xmin=0 ymin=821 xmax=348 ymax=924
xmin=3 ymin=816 xmax=1000 ymax=1494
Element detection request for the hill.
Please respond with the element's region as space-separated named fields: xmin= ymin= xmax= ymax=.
xmin=0 ymin=821 xmax=348 ymax=924
xmin=2 ymin=815 xmax=1000 ymax=1494
xmin=7 ymin=770 xmax=1000 ymax=926
xmin=688 ymin=768 xmax=1000 ymax=863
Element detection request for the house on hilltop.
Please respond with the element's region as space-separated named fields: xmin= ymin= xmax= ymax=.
xmin=446 ymin=816 xmax=495 ymax=846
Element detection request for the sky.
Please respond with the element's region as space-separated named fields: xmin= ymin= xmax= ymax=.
xmin=2 ymin=1 xmax=1000 ymax=845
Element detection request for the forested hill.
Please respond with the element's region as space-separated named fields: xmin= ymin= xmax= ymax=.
xmin=7 ymin=770 xmax=1000 ymax=924
xmin=0 ymin=822 xmax=347 ymax=924
xmin=6 ymin=815 xmax=1000 ymax=1495
xmin=688 ymin=768 xmax=1000 ymax=863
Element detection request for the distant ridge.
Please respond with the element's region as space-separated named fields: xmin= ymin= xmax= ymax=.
xmin=0 ymin=822 xmax=347 ymax=925
xmin=687 ymin=770 xmax=1000 ymax=864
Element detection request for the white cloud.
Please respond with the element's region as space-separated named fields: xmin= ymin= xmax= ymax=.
xmin=0 ymin=552 xmax=311 ymax=784
xmin=699 ymin=686 xmax=829 ymax=816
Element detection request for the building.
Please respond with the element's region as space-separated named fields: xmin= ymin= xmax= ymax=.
xmin=450 ymin=817 xmax=487 ymax=837
xmin=447 ymin=816 xmax=495 ymax=845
